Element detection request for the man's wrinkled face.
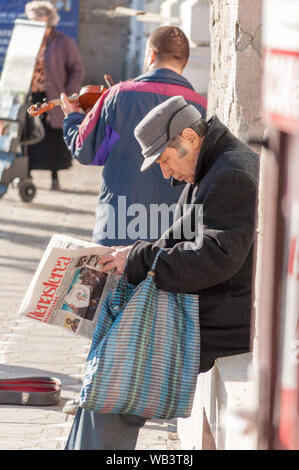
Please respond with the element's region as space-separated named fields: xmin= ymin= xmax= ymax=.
xmin=156 ymin=130 xmax=204 ymax=183
xmin=156 ymin=139 xmax=196 ymax=183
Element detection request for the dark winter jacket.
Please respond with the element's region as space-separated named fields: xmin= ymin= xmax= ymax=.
xmin=44 ymin=28 xmax=84 ymax=128
xmin=125 ymin=116 xmax=259 ymax=373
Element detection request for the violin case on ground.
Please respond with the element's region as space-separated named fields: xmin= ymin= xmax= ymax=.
xmin=0 ymin=377 xmax=61 ymax=406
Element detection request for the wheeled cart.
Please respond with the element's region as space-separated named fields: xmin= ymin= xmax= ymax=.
xmin=0 ymin=151 xmax=36 ymax=202
xmin=0 ymin=19 xmax=46 ymax=203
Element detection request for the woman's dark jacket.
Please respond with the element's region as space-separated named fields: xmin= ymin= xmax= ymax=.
xmin=125 ymin=116 xmax=259 ymax=373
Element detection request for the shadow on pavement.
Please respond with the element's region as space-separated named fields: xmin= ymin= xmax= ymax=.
xmin=0 ymin=227 xmax=93 ymax=248
xmin=0 ymin=262 xmax=36 ymax=274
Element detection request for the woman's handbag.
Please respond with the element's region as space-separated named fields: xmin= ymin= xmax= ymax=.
xmin=79 ymin=248 xmax=200 ymax=419
xmin=20 ymin=113 xmax=45 ymax=147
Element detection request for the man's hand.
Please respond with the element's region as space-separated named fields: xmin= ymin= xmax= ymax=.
xmin=60 ymin=93 xmax=83 ymax=116
xmin=99 ymin=246 xmax=133 ymax=275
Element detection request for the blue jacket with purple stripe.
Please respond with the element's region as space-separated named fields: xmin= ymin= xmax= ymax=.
xmin=63 ymin=68 xmax=207 ymax=246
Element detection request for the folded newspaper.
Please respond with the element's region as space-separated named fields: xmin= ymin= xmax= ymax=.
xmin=18 ymin=234 xmax=116 ymax=338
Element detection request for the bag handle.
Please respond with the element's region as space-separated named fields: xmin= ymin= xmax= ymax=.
xmin=147 ymin=248 xmax=163 ymax=277
xmin=109 ymin=248 xmax=164 ymax=311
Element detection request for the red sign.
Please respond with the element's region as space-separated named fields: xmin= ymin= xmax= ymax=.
xmin=263 ymin=48 xmax=299 ymax=134
xmin=262 ymin=0 xmax=299 ymax=134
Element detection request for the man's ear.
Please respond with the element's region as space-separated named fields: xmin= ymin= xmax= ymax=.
xmin=148 ymin=48 xmax=156 ymax=66
xmin=181 ymin=128 xmax=201 ymax=147
xmin=144 ymin=48 xmax=156 ymax=70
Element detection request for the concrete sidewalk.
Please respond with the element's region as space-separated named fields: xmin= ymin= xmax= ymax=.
xmin=0 ymin=161 xmax=181 ymax=450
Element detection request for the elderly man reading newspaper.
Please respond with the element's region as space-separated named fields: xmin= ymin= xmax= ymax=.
xmin=64 ymin=96 xmax=259 ymax=450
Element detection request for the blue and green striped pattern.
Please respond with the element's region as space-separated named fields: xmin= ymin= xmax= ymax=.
xmin=79 ymin=249 xmax=200 ymax=419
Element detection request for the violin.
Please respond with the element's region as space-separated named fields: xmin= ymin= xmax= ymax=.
xmin=27 ymin=74 xmax=114 ymax=117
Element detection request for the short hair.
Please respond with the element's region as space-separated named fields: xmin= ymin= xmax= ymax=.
xmin=188 ymin=119 xmax=209 ymax=137
xmin=149 ymin=26 xmax=189 ymax=68
xmin=168 ymin=135 xmax=188 ymax=158
xmin=25 ymin=1 xmax=60 ymax=27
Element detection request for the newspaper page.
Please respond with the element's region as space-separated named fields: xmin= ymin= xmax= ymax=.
xmin=18 ymin=234 xmax=116 ymax=338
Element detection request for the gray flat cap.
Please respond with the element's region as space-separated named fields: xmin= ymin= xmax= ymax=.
xmin=134 ymin=95 xmax=202 ymax=172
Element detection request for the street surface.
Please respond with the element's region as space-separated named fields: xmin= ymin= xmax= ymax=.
xmin=0 ymin=160 xmax=180 ymax=450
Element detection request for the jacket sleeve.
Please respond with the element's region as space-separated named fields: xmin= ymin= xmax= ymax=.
xmin=125 ymin=168 xmax=257 ymax=293
xmin=62 ymin=87 xmax=120 ymax=166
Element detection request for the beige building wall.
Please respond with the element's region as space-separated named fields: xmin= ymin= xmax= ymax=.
xmin=77 ymin=0 xmax=131 ymax=85
xmin=208 ymin=0 xmax=263 ymax=142
xmin=178 ymin=1 xmax=264 ymax=449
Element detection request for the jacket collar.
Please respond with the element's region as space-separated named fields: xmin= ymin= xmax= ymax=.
xmin=193 ymin=116 xmax=232 ymax=184
xmin=134 ymin=68 xmax=195 ymax=91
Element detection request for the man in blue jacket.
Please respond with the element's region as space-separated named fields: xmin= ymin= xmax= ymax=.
xmin=61 ymin=25 xmax=206 ymax=247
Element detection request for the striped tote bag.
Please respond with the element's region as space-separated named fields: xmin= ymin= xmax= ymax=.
xmin=79 ymin=248 xmax=200 ymax=419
